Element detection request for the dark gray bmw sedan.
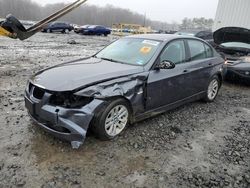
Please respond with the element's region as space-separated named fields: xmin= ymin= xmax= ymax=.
xmin=25 ymin=34 xmax=225 ymax=148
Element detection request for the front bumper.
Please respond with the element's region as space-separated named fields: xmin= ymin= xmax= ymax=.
xmin=225 ymin=68 xmax=250 ymax=82
xmin=25 ymin=89 xmax=105 ymax=148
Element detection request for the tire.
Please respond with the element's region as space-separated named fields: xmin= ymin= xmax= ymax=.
xmin=203 ymin=75 xmax=221 ymax=102
xmin=46 ymin=29 xmax=51 ymax=33
xmin=65 ymin=29 xmax=70 ymax=34
xmin=91 ymin=98 xmax=130 ymax=141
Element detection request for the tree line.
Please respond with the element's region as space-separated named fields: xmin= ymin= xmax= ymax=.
xmin=180 ymin=17 xmax=214 ymax=30
xmin=0 ymin=0 xmax=175 ymax=30
xmin=0 ymin=0 xmax=213 ymax=30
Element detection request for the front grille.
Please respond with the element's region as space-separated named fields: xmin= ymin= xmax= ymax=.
xmin=33 ymin=86 xmax=45 ymax=100
xmin=226 ymin=58 xmax=239 ymax=64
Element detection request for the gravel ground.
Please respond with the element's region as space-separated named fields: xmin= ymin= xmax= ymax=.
xmin=0 ymin=33 xmax=249 ymax=188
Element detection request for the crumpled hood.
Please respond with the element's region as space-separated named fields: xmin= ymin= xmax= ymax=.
xmin=214 ymin=27 xmax=250 ymax=45
xmin=30 ymin=57 xmax=144 ymax=92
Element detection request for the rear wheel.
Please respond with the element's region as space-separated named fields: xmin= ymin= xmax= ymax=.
xmin=46 ymin=29 xmax=51 ymax=33
xmin=91 ymin=99 xmax=130 ymax=140
xmin=203 ymin=75 xmax=220 ymax=102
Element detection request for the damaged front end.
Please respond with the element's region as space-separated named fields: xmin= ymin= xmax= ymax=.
xmin=75 ymin=74 xmax=148 ymax=116
xmin=25 ymin=82 xmax=106 ymax=149
xmin=25 ymin=73 xmax=148 ymax=148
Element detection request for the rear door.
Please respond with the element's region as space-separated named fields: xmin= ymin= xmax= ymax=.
xmin=184 ymin=39 xmax=215 ymax=94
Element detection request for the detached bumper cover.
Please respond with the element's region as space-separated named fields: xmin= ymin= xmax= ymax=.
xmin=25 ymin=91 xmax=105 ymax=148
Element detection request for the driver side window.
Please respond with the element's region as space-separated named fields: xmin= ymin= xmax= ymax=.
xmin=160 ymin=40 xmax=186 ymax=65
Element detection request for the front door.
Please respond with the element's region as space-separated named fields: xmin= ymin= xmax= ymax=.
xmin=146 ymin=40 xmax=191 ymax=110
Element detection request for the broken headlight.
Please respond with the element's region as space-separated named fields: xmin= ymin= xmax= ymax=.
xmin=49 ymin=92 xmax=93 ymax=108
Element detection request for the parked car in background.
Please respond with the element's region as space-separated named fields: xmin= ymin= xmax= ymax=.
xmin=159 ymin=30 xmax=178 ymax=34
xmin=176 ymin=29 xmax=214 ymax=45
xmin=77 ymin=25 xmax=111 ymax=36
xmin=42 ymin=22 xmax=74 ymax=34
xmin=214 ymin=27 xmax=250 ymax=84
xmin=25 ymin=34 xmax=224 ymax=148
xmin=74 ymin=25 xmax=90 ymax=34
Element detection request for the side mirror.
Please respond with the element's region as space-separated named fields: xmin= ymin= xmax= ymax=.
xmin=156 ymin=60 xmax=175 ymax=70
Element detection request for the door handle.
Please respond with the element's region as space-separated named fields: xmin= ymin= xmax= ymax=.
xmin=183 ymin=67 xmax=202 ymax=73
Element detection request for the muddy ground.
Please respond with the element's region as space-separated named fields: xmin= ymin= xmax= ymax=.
xmin=0 ymin=33 xmax=249 ymax=188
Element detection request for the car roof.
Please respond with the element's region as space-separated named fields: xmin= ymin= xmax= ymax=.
xmin=126 ymin=34 xmax=197 ymax=42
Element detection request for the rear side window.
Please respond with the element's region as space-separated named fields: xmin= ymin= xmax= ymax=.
xmin=56 ymin=23 xmax=64 ymax=26
xmin=188 ymin=40 xmax=207 ymax=61
xmin=204 ymin=44 xmax=213 ymax=58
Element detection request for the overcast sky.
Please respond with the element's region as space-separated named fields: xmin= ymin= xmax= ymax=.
xmin=31 ymin=0 xmax=219 ymax=23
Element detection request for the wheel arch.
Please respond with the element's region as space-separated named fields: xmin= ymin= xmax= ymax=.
xmin=214 ymin=72 xmax=223 ymax=87
xmin=106 ymin=96 xmax=134 ymax=123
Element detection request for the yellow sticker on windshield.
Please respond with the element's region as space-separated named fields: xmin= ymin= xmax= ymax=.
xmin=140 ymin=46 xmax=152 ymax=54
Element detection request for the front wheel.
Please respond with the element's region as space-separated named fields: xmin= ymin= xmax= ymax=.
xmin=91 ymin=99 xmax=130 ymax=140
xmin=203 ymin=75 xmax=220 ymax=102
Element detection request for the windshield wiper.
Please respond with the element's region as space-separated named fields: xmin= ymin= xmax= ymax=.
xmin=93 ymin=55 xmax=132 ymax=65
xmin=100 ymin=57 xmax=116 ymax=62
xmin=96 ymin=57 xmax=126 ymax=64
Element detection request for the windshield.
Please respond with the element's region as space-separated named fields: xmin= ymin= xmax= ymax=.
xmin=95 ymin=38 xmax=161 ymax=66
xmin=221 ymin=42 xmax=250 ymax=50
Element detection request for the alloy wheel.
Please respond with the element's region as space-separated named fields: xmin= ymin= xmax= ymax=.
xmin=208 ymin=79 xmax=219 ymax=101
xmin=104 ymin=105 xmax=129 ymax=137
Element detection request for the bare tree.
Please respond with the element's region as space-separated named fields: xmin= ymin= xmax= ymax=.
xmin=0 ymin=0 xmax=176 ymax=30
xmin=180 ymin=17 xmax=214 ymax=30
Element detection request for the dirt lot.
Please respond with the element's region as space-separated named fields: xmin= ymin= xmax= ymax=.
xmin=0 ymin=33 xmax=250 ymax=188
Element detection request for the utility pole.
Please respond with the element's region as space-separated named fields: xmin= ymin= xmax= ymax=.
xmin=143 ymin=12 xmax=146 ymax=27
